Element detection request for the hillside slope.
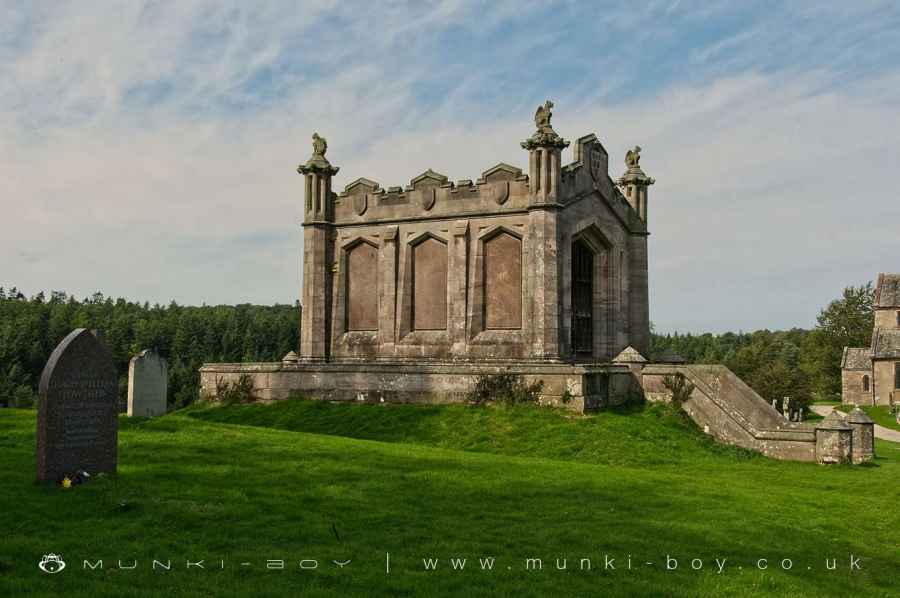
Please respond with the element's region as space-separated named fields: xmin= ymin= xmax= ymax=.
xmin=0 ymin=405 xmax=897 ymax=597
xmin=183 ymin=399 xmax=760 ymax=467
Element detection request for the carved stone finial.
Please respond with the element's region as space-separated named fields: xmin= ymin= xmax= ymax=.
xmin=521 ymin=99 xmax=568 ymax=150
xmin=298 ymin=132 xmax=339 ymax=176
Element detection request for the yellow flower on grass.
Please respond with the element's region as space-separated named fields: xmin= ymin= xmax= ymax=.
xmin=61 ymin=477 xmax=72 ymax=489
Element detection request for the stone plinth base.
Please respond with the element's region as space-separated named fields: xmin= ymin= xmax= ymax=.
xmin=199 ymin=360 xmax=636 ymax=413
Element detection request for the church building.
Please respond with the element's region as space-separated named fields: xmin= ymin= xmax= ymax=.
xmin=841 ymin=273 xmax=900 ymax=406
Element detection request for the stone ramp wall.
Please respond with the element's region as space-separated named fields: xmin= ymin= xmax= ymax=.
xmin=641 ymin=364 xmax=817 ymax=461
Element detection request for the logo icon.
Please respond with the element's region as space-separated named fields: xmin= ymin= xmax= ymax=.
xmin=38 ymin=554 xmax=66 ymax=574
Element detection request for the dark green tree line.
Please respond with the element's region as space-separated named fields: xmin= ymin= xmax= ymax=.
xmin=0 ymin=288 xmax=298 ymax=409
xmin=651 ymin=283 xmax=874 ymax=408
xmin=1 ymin=281 xmax=874 ymax=411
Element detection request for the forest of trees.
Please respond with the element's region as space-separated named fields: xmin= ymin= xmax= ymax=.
xmin=651 ymin=283 xmax=875 ymax=407
xmin=0 ymin=282 xmax=875 ymax=410
xmin=0 ymin=288 xmax=297 ymax=409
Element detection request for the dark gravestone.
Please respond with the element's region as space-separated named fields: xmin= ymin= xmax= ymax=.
xmin=36 ymin=329 xmax=118 ymax=483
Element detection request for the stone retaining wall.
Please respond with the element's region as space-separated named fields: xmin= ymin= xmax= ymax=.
xmin=199 ymin=360 xmax=635 ymax=412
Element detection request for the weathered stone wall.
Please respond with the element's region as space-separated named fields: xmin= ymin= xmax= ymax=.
xmin=200 ymin=361 xmax=633 ymax=413
xmin=557 ymin=185 xmax=633 ymax=361
xmin=872 ymin=359 xmax=898 ymax=406
xmin=641 ymin=364 xmax=817 ymax=462
xmin=841 ymin=369 xmax=872 ymax=405
xmin=324 ymin=177 xmax=646 ymax=362
xmin=815 ymin=427 xmax=852 ymax=465
xmin=874 ymin=308 xmax=900 ymax=330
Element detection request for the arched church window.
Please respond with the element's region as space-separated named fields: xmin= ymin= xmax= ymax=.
xmin=862 ymin=375 xmax=870 ymax=392
xmin=412 ymin=237 xmax=447 ymax=330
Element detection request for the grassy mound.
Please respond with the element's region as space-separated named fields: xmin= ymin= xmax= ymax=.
xmin=1 ymin=404 xmax=898 ymax=597
xmin=183 ymin=399 xmax=760 ymax=467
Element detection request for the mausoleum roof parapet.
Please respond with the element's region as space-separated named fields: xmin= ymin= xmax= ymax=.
xmin=336 ymin=163 xmax=527 ymax=201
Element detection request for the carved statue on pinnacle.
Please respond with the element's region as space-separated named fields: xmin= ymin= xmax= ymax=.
xmin=534 ymin=100 xmax=554 ymax=133
xmin=312 ymin=132 xmax=327 ymax=157
xmin=521 ymin=100 xmax=568 ymax=150
xmin=625 ymin=145 xmax=642 ymax=168
xmin=617 ymin=144 xmax=654 ymax=188
xmin=298 ymin=132 xmax=339 ymax=176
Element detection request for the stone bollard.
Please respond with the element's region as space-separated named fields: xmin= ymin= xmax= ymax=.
xmin=847 ymin=407 xmax=875 ymax=464
xmin=814 ymin=411 xmax=852 ymax=464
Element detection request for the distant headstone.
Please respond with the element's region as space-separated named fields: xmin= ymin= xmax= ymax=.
xmin=127 ymin=350 xmax=168 ymax=417
xmin=36 ymin=329 xmax=118 ymax=483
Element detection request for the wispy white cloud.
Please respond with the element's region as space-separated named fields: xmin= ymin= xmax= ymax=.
xmin=2 ymin=1 xmax=899 ymax=333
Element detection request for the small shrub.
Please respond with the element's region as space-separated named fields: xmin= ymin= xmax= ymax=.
xmin=216 ymin=375 xmax=256 ymax=405
xmin=467 ymin=372 xmax=544 ymax=407
xmin=662 ymin=372 xmax=695 ymax=409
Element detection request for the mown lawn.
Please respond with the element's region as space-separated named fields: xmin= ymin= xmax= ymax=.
xmin=1 ymin=401 xmax=898 ymax=597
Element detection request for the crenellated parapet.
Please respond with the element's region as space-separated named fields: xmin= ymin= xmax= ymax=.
xmin=321 ymin=108 xmax=646 ymax=235
xmin=333 ymin=162 xmax=530 ymax=224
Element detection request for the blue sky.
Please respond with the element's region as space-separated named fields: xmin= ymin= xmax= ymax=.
xmin=2 ymin=1 xmax=899 ymax=332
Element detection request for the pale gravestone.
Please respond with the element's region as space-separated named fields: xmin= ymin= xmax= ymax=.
xmin=36 ymin=329 xmax=118 ymax=482
xmin=127 ymin=350 xmax=168 ymax=417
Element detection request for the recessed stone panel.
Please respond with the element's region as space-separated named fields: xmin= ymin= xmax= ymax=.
xmin=484 ymin=232 xmax=522 ymax=329
xmin=412 ymin=237 xmax=448 ymax=330
xmin=347 ymin=242 xmax=378 ymax=331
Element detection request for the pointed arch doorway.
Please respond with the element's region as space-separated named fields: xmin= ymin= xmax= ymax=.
xmin=572 ymin=239 xmax=594 ymax=356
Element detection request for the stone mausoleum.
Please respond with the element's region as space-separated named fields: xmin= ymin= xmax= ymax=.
xmin=200 ymin=101 xmax=876 ymax=464
xmin=202 ymin=102 xmax=654 ymax=409
xmin=841 ymin=273 xmax=900 ymax=407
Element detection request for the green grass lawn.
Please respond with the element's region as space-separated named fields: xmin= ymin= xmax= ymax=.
xmin=835 ymin=404 xmax=900 ymax=432
xmin=1 ymin=401 xmax=898 ymax=598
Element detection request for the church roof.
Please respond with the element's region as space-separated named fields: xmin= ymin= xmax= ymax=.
xmin=872 ymin=329 xmax=900 ymax=359
xmin=841 ymin=347 xmax=872 ymax=371
xmin=875 ymin=273 xmax=900 ymax=308
xmin=613 ymin=346 xmax=648 ymax=363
